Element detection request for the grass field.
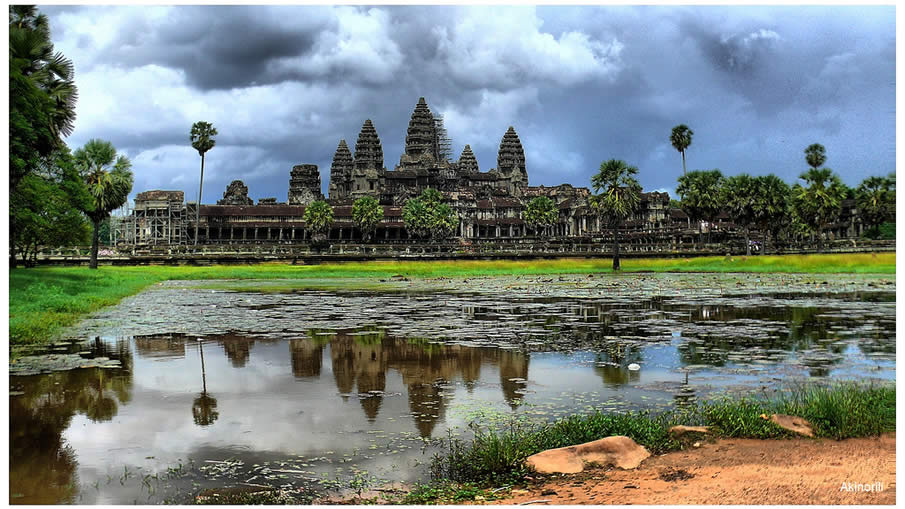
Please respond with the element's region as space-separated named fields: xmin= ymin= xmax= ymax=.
xmin=8 ymin=253 xmax=894 ymax=346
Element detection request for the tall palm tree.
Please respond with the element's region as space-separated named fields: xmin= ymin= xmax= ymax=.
xmin=752 ymin=174 xmax=790 ymax=254
xmin=190 ymin=121 xmax=217 ymax=246
xmin=73 ymin=139 xmax=133 ymax=269
xmin=591 ymin=159 xmax=642 ymax=271
xmin=670 ymin=124 xmax=694 ymax=178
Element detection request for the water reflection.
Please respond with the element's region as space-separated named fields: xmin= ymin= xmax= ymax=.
xmin=192 ymin=342 xmax=219 ymax=427
xmin=9 ymin=338 xmax=133 ymax=504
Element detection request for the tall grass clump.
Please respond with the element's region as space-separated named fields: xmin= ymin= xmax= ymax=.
xmin=431 ymin=383 xmax=894 ymax=485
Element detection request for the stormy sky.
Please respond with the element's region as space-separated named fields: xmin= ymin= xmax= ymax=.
xmin=44 ymin=4 xmax=895 ymax=206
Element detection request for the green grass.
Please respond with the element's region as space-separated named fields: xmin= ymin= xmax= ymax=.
xmin=8 ymin=253 xmax=894 ymax=346
xmin=430 ymin=383 xmax=895 ymax=485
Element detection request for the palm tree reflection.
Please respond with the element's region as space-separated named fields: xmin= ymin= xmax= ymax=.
xmin=192 ymin=341 xmax=219 ymax=426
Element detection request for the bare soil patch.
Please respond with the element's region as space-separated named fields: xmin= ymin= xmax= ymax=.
xmin=488 ymin=433 xmax=895 ymax=505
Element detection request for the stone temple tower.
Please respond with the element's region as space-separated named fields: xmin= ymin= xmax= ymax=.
xmin=497 ymin=126 xmax=528 ymax=194
xmin=288 ymin=164 xmax=323 ymax=205
xmin=351 ymin=119 xmax=383 ymax=197
xmin=328 ymin=139 xmax=353 ymax=200
xmin=400 ymin=97 xmax=438 ymax=167
xmin=457 ymin=144 xmax=479 ymax=174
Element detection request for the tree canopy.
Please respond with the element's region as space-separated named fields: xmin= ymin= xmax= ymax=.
xmin=352 ymin=195 xmax=384 ymax=242
xmin=670 ymin=124 xmax=694 ymax=177
xmin=591 ymin=159 xmax=642 ymax=270
xmin=804 ymin=143 xmax=827 ymax=170
xmin=303 ymin=200 xmax=334 ymax=237
xmin=523 ymin=196 xmax=558 ymax=235
xmin=856 ymin=173 xmax=895 ymax=233
xmin=791 ymin=167 xmax=846 ymax=247
xmin=402 ymin=188 xmax=457 ymax=240
xmin=676 ymin=169 xmax=725 ymax=235
xmin=73 ymin=139 xmax=133 ymax=269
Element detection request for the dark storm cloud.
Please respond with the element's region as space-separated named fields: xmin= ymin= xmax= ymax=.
xmin=47 ymin=5 xmax=895 ymax=205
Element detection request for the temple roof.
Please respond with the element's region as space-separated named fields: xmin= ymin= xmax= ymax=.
xmin=404 ymin=97 xmax=437 ymax=160
xmin=497 ymin=126 xmax=527 ymax=179
xmin=458 ymin=144 xmax=479 ymax=174
xmin=354 ymin=119 xmax=383 ymax=170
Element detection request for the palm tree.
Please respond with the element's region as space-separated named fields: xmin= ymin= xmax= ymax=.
xmin=591 ymin=159 xmax=642 ymax=271
xmin=192 ymin=342 xmax=219 ymax=427
xmin=352 ymin=195 xmax=384 ymax=242
xmin=9 ymin=5 xmax=78 ymax=190
xmin=792 ymin=168 xmax=846 ymax=251
xmin=804 ymin=143 xmax=827 ymax=170
xmin=752 ymin=174 xmax=790 ymax=254
xmin=722 ymin=174 xmax=758 ymax=255
xmin=73 ymin=139 xmax=133 ymax=269
xmin=303 ymin=200 xmax=334 ymax=242
xmin=676 ymin=169 xmax=724 ymax=246
xmin=670 ymin=124 xmax=694 ymax=178
xmin=190 ymin=121 xmax=217 ymax=246
xmin=856 ymin=174 xmax=895 ymax=235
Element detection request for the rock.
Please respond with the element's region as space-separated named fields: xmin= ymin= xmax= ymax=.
xmin=627 ymin=363 xmax=641 ymax=371
xmin=669 ymin=425 xmax=711 ymax=437
xmin=525 ymin=436 xmax=650 ymax=474
xmin=761 ymin=413 xmax=814 ymax=437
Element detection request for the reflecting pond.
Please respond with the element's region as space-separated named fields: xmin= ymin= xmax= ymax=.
xmin=9 ymin=273 xmax=895 ymax=504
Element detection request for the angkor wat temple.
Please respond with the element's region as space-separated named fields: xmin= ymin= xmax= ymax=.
xmin=114 ymin=97 xmax=863 ymax=248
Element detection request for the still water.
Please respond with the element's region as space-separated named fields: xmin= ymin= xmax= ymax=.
xmin=9 ymin=274 xmax=896 ymax=504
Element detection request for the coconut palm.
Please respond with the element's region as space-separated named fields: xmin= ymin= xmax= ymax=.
xmin=752 ymin=174 xmax=790 ymax=254
xmin=791 ymin=168 xmax=846 ymax=251
xmin=722 ymin=174 xmax=759 ymax=255
xmin=190 ymin=121 xmax=217 ymax=246
xmin=676 ymin=169 xmax=724 ymax=246
xmin=591 ymin=159 xmax=642 ymax=271
xmin=670 ymin=124 xmax=694 ymax=178
xmin=73 ymin=139 xmax=133 ymax=269
xmin=352 ymin=195 xmax=384 ymax=242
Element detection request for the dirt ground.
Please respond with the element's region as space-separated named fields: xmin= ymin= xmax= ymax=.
xmin=487 ymin=433 xmax=895 ymax=505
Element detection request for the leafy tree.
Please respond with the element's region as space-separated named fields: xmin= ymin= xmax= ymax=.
xmin=721 ymin=174 xmax=759 ymax=255
xmin=590 ymin=159 xmax=642 ymax=271
xmin=303 ymin=200 xmax=334 ymax=240
xmin=668 ymin=198 xmax=682 ymax=209
xmin=856 ymin=174 xmax=895 ymax=235
xmin=402 ymin=197 xmax=431 ymax=239
xmin=402 ymin=188 xmax=457 ymax=241
xmin=804 ymin=143 xmax=826 ymax=170
xmin=73 ymin=139 xmax=133 ymax=269
xmin=670 ymin=124 xmax=694 ymax=178
xmin=751 ymin=174 xmax=790 ymax=254
xmin=352 ymin=195 xmax=384 ymax=242
xmin=791 ymin=168 xmax=846 ymax=251
xmin=675 ymin=169 xmax=724 ymax=246
xmin=10 ymin=152 xmax=90 ymax=266
xmin=523 ymin=196 xmax=558 ymax=236
xmin=190 ymin=121 xmax=217 ymax=246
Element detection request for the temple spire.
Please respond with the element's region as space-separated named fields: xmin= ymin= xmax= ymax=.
xmin=458 ymin=144 xmax=479 ymax=174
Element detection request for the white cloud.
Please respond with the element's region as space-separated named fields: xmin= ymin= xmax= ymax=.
xmin=269 ymin=7 xmax=403 ymax=85
xmin=434 ymin=6 xmax=623 ymax=90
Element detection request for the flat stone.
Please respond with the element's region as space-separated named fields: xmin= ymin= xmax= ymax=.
xmin=668 ymin=425 xmax=711 ymax=436
xmin=762 ymin=413 xmax=814 ymax=437
xmin=526 ymin=436 xmax=650 ymax=474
